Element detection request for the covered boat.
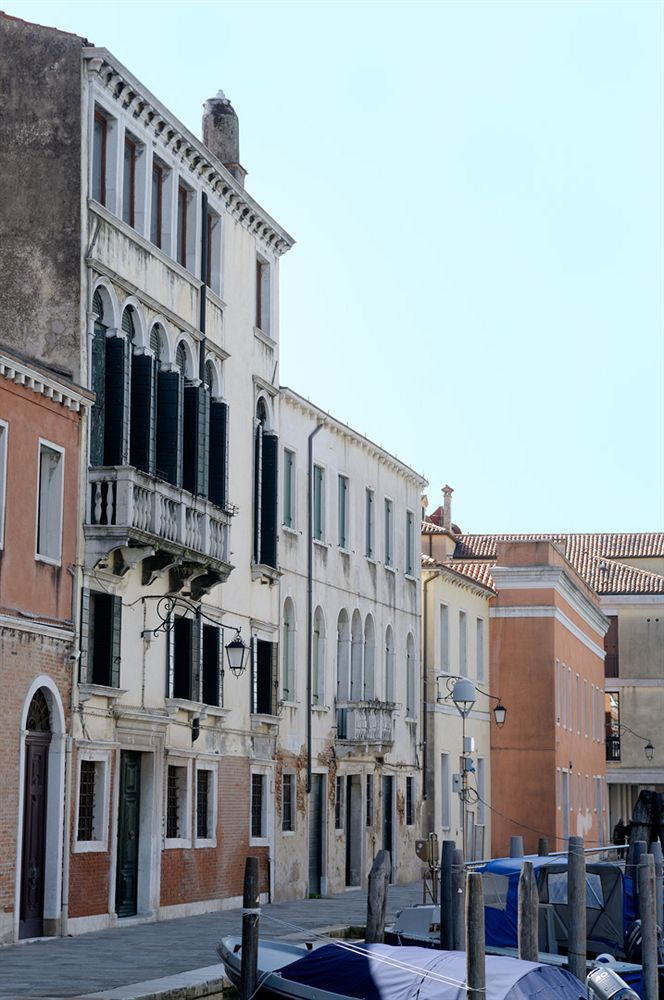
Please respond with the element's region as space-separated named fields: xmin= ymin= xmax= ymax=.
xmin=217 ymin=935 xmax=585 ymax=1000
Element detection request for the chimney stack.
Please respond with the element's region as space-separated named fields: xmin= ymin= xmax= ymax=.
xmin=441 ymin=485 xmax=453 ymax=530
xmin=202 ymin=90 xmax=247 ymax=188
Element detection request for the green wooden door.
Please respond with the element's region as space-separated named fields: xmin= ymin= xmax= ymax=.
xmin=116 ymin=751 xmax=141 ymax=917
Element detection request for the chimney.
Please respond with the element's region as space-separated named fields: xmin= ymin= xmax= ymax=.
xmin=441 ymin=485 xmax=453 ymax=530
xmin=202 ymin=90 xmax=247 ymax=188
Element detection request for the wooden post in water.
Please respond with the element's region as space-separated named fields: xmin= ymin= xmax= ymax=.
xmin=509 ymin=835 xmax=524 ymax=858
xmin=631 ymin=840 xmax=647 ymax=917
xmin=650 ymin=841 xmax=663 ymax=931
xmin=366 ymin=850 xmax=390 ymax=943
xmin=639 ymin=853 xmax=658 ymax=1000
xmin=517 ymin=860 xmax=539 ymax=962
xmin=452 ymin=847 xmax=466 ymax=951
xmin=439 ymin=839 xmax=455 ymax=951
xmin=567 ymin=836 xmax=586 ymax=984
xmin=537 ymin=837 xmax=549 ymax=856
xmin=466 ymin=872 xmax=485 ymax=1000
xmin=240 ymin=856 xmax=259 ymax=1000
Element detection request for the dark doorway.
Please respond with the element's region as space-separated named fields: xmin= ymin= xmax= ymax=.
xmin=20 ymin=691 xmax=52 ymax=939
xmin=116 ymin=751 xmax=141 ymax=917
xmin=382 ymin=775 xmax=394 ymax=882
xmin=308 ymin=774 xmax=324 ymax=896
xmin=345 ymin=774 xmax=362 ymax=887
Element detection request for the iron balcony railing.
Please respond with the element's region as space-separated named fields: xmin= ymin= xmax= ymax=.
xmin=605 ymin=734 xmax=621 ymax=761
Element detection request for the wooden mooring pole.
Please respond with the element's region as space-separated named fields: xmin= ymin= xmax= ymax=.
xmin=639 ymin=853 xmax=658 ymax=1000
xmin=439 ymin=839 xmax=455 ymax=951
xmin=466 ymin=871 xmax=485 ymax=1000
xmin=567 ymin=836 xmax=586 ymax=984
xmin=517 ymin=860 xmax=539 ymax=962
xmin=366 ymin=850 xmax=390 ymax=943
xmin=240 ymin=856 xmax=260 ymax=1000
xmin=452 ymin=848 xmax=465 ymax=951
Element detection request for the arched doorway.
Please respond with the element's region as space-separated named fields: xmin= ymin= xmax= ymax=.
xmin=20 ymin=689 xmax=51 ymax=938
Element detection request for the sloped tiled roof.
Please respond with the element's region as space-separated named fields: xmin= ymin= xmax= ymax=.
xmin=421 ymin=554 xmax=496 ymax=593
xmin=454 ymin=533 xmax=664 ymax=596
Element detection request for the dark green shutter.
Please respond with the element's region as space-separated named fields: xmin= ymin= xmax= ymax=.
xmin=156 ymin=370 xmax=182 ymax=486
xmin=173 ymin=617 xmax=192 ymax=699
xmin=191 ymin=613 xmax=202 ymax=702
xmin=183 ymin=385 xmax=210 ymax=496
xmin=104 ymin=337 xmax=130 ymax=465
xmin=198 ymin=387 xmax=210 ymax=497
xmin=260 ymin=433 xmax=278 ymax=568
xmin=79 ymin=588 xmax=91 ymax=683
xmin=253 ymin=428 xmax=261 ymax=563
xmin=202 ymin=624 xmax=220 ymax=706
xmin=130 ymin=353 xmax=154 ymax=473
xmin=111 ymin=595 xmax=122 ymax=688
xmin=209 ymin=400 xmax=228 ymax=509
xmin=90 ymin=325 xmax=106 ymax=466
xmin=166 ymin=613 xmax=175 ymax=697
xmin=271 ymin=640 xmax=278 ymax=715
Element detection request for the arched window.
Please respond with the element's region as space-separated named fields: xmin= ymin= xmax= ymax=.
xmin=384 ymin=625 xmax=395 ymax=703
xmin=128 ymin=307 xmax=157 ymax=475
xmin=363 ymin=615 xmax=375 ymax=701
xmin=336 ymin=609 xmax=350 ymax=702
xmin=406 ymin=633 xmax=416 ymax=718
xmin=313 ymin=607 xmax=325 ymax=706
xmin=90 ymin=291 xmax=131 ymax=467
xmin=350 ymin=610 xmax=363 ymax=701
xmin=207 ymin=359 xmax=228 ymax=511
xmin=282 ymin=598 xmax=295 ymax=701
xmin=90 ymin=291 xmax=108 ymax=465
xmin=253 ymin=397 xmax=278 ymax=568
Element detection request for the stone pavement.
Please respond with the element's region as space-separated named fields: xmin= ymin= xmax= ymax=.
xmin=0 ymin=881 xmax=423 ymax=1000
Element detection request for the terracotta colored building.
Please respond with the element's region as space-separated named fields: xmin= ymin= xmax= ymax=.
xmin=0 ymin=347 xmax=91 ymax=944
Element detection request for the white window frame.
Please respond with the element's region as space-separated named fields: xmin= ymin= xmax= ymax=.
xmin=283 ymin=448 xmax=296 ymax=529
xmin=121 ymin=126 xmax=147 ymax=235
xmin=281 ymin=598 xmax=296 ymax=704
xmin=0 ymin=420 xmax=7 ymax=549
xmin=255 ymin=255 xmax=272 ymax=337
xmin=555 ymin=658 xmax=561 ymax=726
xmin=439 ymin=604 xmax=449 ymax=674
xmin=365 ymin=488 xmax=375 ymax=560
xmin=281 ymin=771 xmax=296 ymax=835
xmin=338 ymin=474 xmax=349 ymax=550
xmin=164 ymin=757 xmax=192 ymax=849
xmin=405 ymin=509 xmax=415 ymax=576
xmin=313 ymin=463 xmax=325 ymax=543
xmin=194 ymin=761 xmax=218 ymax=848
xmin=250 ymin=766 xmax=272 ymax=846
xmin=476 ymin=618 xmax=485 ymax=682
xmin=384 ymin=497 xmax=394 ymax=568
xmin=73 ymin=749 xmax=111 ymax=853
xmin=35 ymin=438 xmax=65 ymax=565
xmin=458 ymin=610 xmax=468 ymax=677
xmin=206 ymin=206 xmax=223 ymax=295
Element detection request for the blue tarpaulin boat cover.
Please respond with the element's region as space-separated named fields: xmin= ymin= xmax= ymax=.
xmin=278 ymin=942 xmax=584 ymax=1000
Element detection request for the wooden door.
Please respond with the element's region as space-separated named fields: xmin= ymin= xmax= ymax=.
xmin=116 ymin=751 xmax=141 ymax=917
xmin=382 ymin=776 xmax=394 ymax=881
xmin=308 ymin=774 xmax=323 ymax=896
xmin=19 ymin=735 xmax=50 ymax=938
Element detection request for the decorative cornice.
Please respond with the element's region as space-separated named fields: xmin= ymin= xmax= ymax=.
xmin=490 ymin=564 xmax=609 ymax=638
xmin=0 ymin=611 xmax=75 ymax=642
xmin=0 ymin=353 xmax=93 ymax=412
xmin=422 ymin=565 xmax=495 ymax=600
xmin=83 ymin=48 xmax=295 ymax=258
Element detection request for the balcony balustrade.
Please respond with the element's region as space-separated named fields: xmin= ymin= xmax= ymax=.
xmin=85 ymin=466 xmax=233 ymax=589
xmin=335 ymin=701 xmax=395 ymax=748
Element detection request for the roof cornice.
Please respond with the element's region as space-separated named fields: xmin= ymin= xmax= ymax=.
xmin=0 ymin=352 xmax=93 ymax=412
xmin=83 ymin=48 xmax=295 ymax=258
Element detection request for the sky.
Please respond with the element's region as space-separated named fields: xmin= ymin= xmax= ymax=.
xmin=5 ymin=0 xmax=663 ymax=534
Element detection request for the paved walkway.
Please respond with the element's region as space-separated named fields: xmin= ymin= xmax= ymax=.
xmin=0 ymin=882 xmax=423 ymax=1000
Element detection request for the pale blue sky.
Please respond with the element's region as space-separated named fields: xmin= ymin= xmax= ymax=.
xmin=6 ymin=0 xmax=663 ymax=533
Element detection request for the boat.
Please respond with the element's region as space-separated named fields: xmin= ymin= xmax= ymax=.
xmin=217 ymin=934 xmax=586 ymax=999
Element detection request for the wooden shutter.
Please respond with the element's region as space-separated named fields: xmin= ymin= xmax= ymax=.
xmin=90 ymin=327 xmax=106 ymax=466
xmin=79 ymin=588 xmax=91 ymax=683
xmin=271 ymin=640 xmax=278 ymax=715
xmin=104 ymin=337 xmax=129 ymax=465
xmin=208 ymin=400 xmax=228 ymax=509
xmin=202 ymin=624 xmax=219 ymax=706
xmin=260 ymin=433 xmax=278 ymax=568
xmin=251 ymin=636 xmax=257 ymax=714
xmin=129 ymin=353 xmax=154 ymax=473
xmin=191 ymin=613 xmax=202 ymax=702
xmin=218 ymin=627 xmax=225 ymax=708
xmin=183 ymin=384 xmax=198 ymax=494
xmin=253 ymin=426 xmax=261 ymax=563
xmin=156 ymin=370 xmax=182 ymax=486
xmin=111 ymin=595 xmax=122 ymax=688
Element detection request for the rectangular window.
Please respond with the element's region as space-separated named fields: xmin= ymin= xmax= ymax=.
xmin=77 ymin=760 xmax=97 ymax=841
xmin=406 ymin=776 xmax=414 ymax=826
xmin=384 ymin=498 xmax=393 ymax=566
xmin=555 ymin=659 xmax=561 ymax=726
xmin=576 ymin=673 xmax=581 ymax=735
xmin=477 ymin=757 xmax=486 ymax=826
xmin=206 ymin=209 xmax=222 ymax=293
xmin=122 ymin=135 xmax=137 ymax=228
xmin=202 ymin=624 xmax=222 ymax=707
xmin=405 ymin=510 xmax=415 ymax=575
xmin=365 ymin=488 xmax=374 ymax=558
xmin=87 ymin=591 xmax=122 ymax=688
xmin=568 ymin=667 xmax=573 ymax=734
xmin=335 ymin=774 xmax=345 ymax=830
xmin=151 ymin=160 xmax=163 ymax=248
xmin=584 ymin=679 xmax=589 ymax=737
xmin=476 ymin=618 xmax=485 ymax=682
xmin=366 ymin=773 xmax=374 ymax=827
xmin=166 ymin=764 xmax=188 ymax=840
xmin=440 ymin=604 xmax=449 ymax=673
xmin=283 ymin=449 xmax=295 ymax=528
xmin=36 ymin=441 xmax=64 ymax=563
xmin=459 ymin=611 xmax=468 ymax=676
xmin=177 ymin=183 xmax=189 ymax=267
xmin=0 ymin=421 xmax=7 ymax=549
xmin=252 ymin=639 xmax=277 ymax=715
xmin=282 ymin=773 xmax=294 ymax=832
xmin=255 ymin=258 xmax=270 ymax=333
xmin=441 ymin=752 xmax=450 ymax=829
xmin=338 ymin=474 xmax=349 ymax=549
xmin=604 ymin=615 xmax=619 ymax=677
xmin=251 ymin=773 xmax=265 ymax=838
xmin=75 ymin=755 xmax=108 ymax=850
xmin=313 ymin=464 xmax=324 ymax=541
xmin=196 ymin=768 xmax=212 ymax=839
xmin=605 ymin=690 xmax=621 ymax=761
xmin=173 ymin=616 xmax=194 ymax=700
xmin=93 ymin=109 xmax=107 ymax=205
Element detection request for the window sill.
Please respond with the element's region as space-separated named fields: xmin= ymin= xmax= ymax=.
xmin=194 ymin=837 xmax=217 ymax=849
xmin=384 ymin=564 xmax=396 ymax=574
xmin=281 ymin=830 xmax=296 ymax=837
xmin=313 ymin=538 xmax=329 ymax=549
xmin=311 ymin=704 xmax=329 ymax=714
xmin=279 ymin=700 xmax=298 ymax=709
xmin=404 ymin=573 xmax=417 ymax=582
xmin=164 ymin=837 xmax=193 ymax=850
xmin=253 ymin=326 xmax=275 ymax=348
xmin=365 ymin=556 xmax=377 ymax=565
xmin=338 ymin=547 xmax=351 ymax=556
xmin=73 ymin=838 xmax=109 ymax=854
xmin=35 ymin=552 xmax=62 ymax=567
xmin=79 ymin=684 xmax=127 ymax=706
xmin=165 ymin=698 xmax=206 ymax=718
xmin=250 ymin=836 xmax=270 ymax=848
xmin=282 ymin=525 xmax=299 ymax=536
xmin=251 ymin=562 xmax=281 ymax=583
xmin=204 ymin=705 xmax=230 ymax=720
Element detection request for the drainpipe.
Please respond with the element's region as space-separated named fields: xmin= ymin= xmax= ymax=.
xmin=199 ymin=192 xmax=208 ymax=380
xmin=306 ymin=421 xmax=325 ymax=794
xmin=421 ymin=571 xmax=436 ymax=808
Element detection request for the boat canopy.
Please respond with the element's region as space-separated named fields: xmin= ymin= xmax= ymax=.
xmin=477 ymin=856 xmax=632 ymax=958
xmin=278 ymin=942 xmax=584 ymax=1000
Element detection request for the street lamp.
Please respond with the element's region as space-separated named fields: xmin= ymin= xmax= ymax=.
xmin=225 ymin=630 xmax=248 ymax=678
xmin=645 ymin=741 xmax=655 ymax=762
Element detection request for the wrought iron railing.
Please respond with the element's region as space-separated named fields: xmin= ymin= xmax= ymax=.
xmin=605 ymin=734 xmax=621 ymax=761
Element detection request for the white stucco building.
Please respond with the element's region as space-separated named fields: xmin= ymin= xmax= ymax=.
xmin=275 ymin=389 xmax=427 ymax=897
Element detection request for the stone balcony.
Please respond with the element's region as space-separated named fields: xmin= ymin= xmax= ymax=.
xmin=84 ymin=466 xmax=233 ymax=595
xmin=335 ymin=701 xmax=395 ymax=749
